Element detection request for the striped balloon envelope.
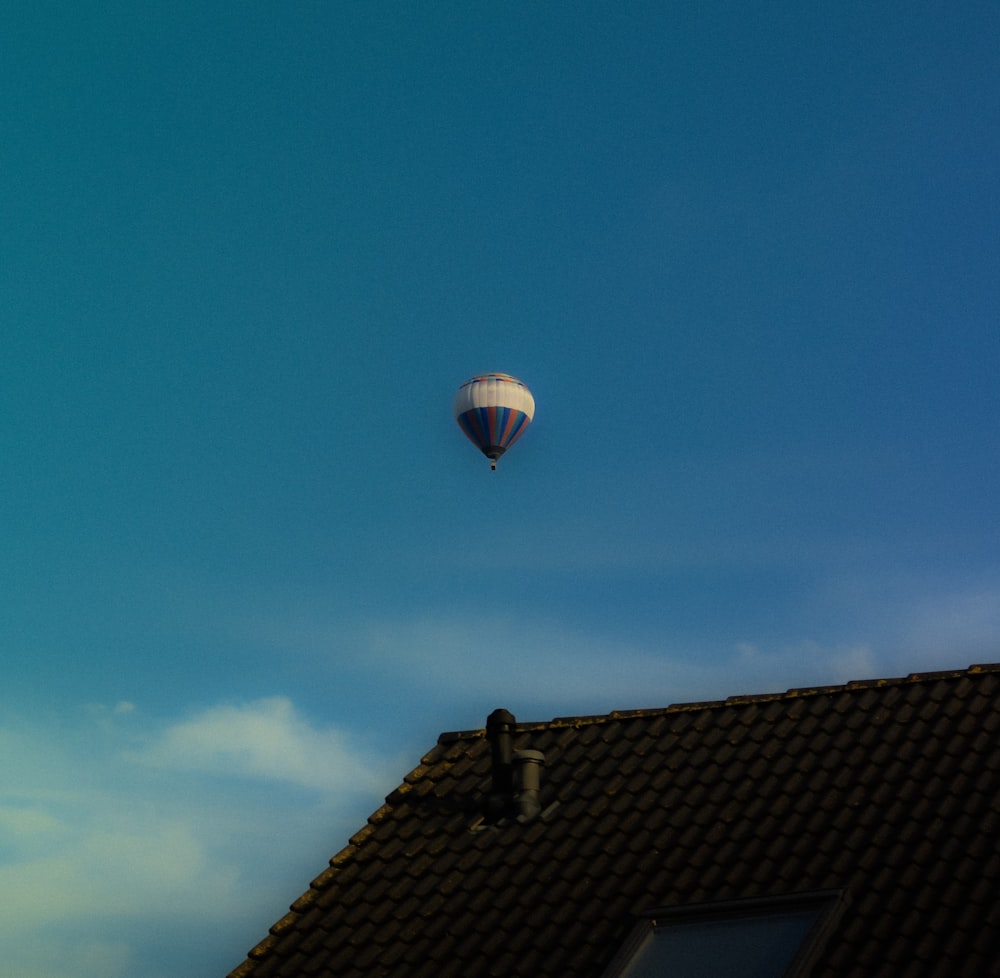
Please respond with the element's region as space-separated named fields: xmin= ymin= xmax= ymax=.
xmin=453 ymin=373 xmax=535 ymax=470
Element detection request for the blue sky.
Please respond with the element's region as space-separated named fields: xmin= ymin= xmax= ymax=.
xmin=2 ymin=3 xmax=998 ymax=976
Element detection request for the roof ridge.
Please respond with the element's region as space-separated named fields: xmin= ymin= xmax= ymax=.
xmin=436 ymin=662 xmax=1000 ymax=741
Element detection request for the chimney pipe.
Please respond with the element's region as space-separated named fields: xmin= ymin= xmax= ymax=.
xmin=513 ymin=749 xmax=545 ymax=821
xmin=486 ymin=708 xmax=515 ymax=818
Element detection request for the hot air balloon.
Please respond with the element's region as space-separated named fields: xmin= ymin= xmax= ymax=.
xmin=453 ymin=373 xmax=535 ymax=470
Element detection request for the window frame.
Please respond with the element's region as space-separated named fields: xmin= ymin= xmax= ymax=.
xmin=601 ymin=890 xmax=846 ymax=978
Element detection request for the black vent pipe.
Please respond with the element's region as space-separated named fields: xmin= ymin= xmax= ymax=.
xmin=486 ymin=708 xmax=515 ymax=817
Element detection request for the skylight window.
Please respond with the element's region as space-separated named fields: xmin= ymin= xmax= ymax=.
xmin=605 ymin=893 xmax=839 ymax=978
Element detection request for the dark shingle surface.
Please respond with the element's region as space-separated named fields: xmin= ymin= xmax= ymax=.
xmin=227 ymin=664 xmax=1000 ymax=978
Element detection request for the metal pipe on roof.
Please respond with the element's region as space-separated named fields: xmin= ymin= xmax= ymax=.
xmin=513 ymin=749 xmax=545 ymax=821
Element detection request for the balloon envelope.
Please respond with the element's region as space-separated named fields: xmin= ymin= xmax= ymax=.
xmin=453 ymin=373 xmax=535 ymax=469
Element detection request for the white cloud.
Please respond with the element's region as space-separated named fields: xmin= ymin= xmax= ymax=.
xmin=135 ymin=696 xmax=391 ymax=795
xmin=0 ymin=804 xmax=63 ymax=837
xmin=357 ymin=614 xmax=885 ymax=714
xmin=3 ymin=938 xmax=133 ymax=978
xmin=0 ymin=816 xmax=226 ymax=922
xmin=904 ymin=582 xmax=1000 ymax=661
xmin=812 ymin=570 xmax=1000 ymax=676
xmin=0 ymin=696 xmax=400 ymax=978
xmin=728 ymin=639 xmax=879 ymax=691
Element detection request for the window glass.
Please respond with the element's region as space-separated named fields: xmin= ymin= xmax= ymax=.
xmin=618 ymin=906 xmax=821 ymax=978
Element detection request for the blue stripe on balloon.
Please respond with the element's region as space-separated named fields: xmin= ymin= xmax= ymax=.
xmin=458 ymin=410 xmax=484 ymax=446
xmin=458 ymin=407 xmax=530 ymax=452
xmin=492 ymin=406 xmax=508 ymax=444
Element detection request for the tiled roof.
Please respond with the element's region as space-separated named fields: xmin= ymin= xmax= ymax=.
xmin=227 ymin=664 xmax=1000 ymax=978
